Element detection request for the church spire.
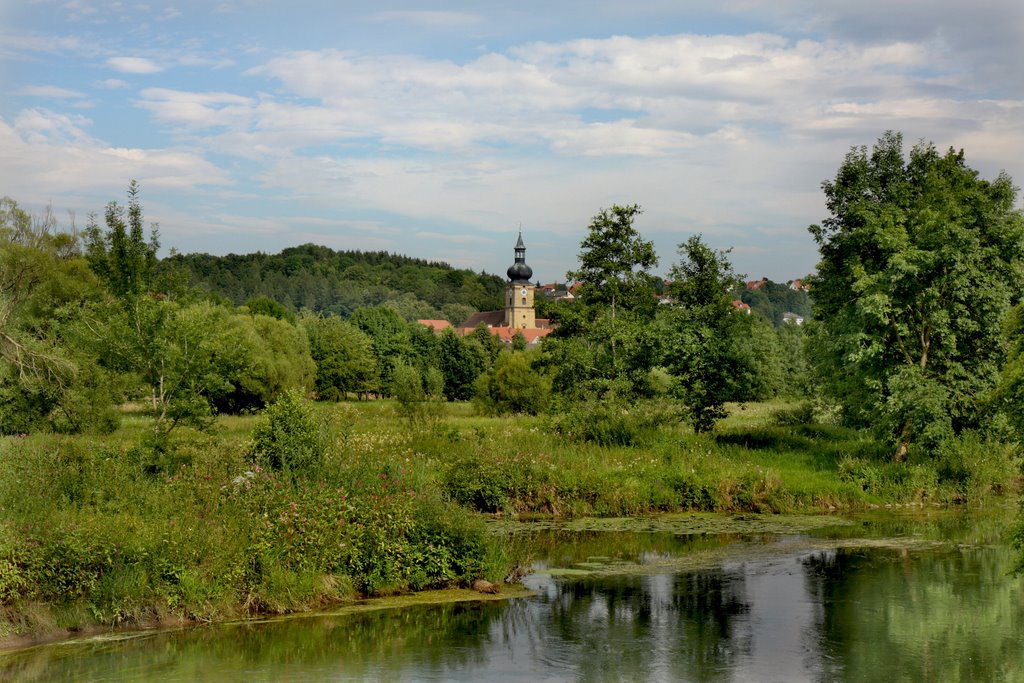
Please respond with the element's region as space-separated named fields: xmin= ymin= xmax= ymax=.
xmin=506 ymin=230 xmax=533 ymax=283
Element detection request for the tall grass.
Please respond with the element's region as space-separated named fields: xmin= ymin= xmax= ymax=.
xmin=0 ymin=397 xmax=1017 ymax=641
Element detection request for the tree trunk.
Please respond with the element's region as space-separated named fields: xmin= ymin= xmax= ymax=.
xmin=894 ymin=420 xmax=913 ymax=462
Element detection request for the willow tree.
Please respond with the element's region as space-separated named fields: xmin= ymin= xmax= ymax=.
xmin=808 ymin=132 xmax=1024 ymax=459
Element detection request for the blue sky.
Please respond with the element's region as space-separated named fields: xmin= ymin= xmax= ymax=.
xmin=2 ymin=1 xmax=1022 ymax=283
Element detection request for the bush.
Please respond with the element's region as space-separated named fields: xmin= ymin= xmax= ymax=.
xmin=249 ymin=390 xmax=325 ymax=477
xmin=548 ymin=399 xmax=680 ymax=446
xmin=473 ymin=353 xmax=550 ymax=416
xmin=771 ymin=401 xmax=815 ymax=426
xmin=934 ymin=431 xmax=1021 ymax=501
xmin=392 ymin=362 xmax=433 ymax=423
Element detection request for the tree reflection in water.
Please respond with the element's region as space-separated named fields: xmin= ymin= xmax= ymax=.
xmin=4 ymin=524 xmax=1023 ymax=682
xmin=802 ymin=545 xmax=1024 ymax=683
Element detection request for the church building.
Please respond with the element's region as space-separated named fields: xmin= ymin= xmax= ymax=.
xmin=451 ymin=232 xmax=554 ymax=345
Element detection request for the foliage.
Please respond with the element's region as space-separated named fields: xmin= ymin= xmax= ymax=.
xmin=658 ymin=235 xmax=742 ymax=432
xmin=568 ymin=204 xmax=658 ymax=318
xmin=0 ymin=197 xmax=118 ymax=434
xmin=723 ymin=311 xmax=785 ymax=402
xmin=350 ymin=306 xmax=415 ymax=393
xmin=989 ymin=304 xmax=1024 ymax=435
xmin=546 ymin=204 xmax=659 ymax=399
xmin=82 ymin=180 xmax=160 ymax=301
xmin=392 ymin=362 xmax=434 ymax=422
xmin=249 ymin=390 xmax=326 ymax=477
xmin=776 ymin=322 xmax=813 ymax=398
xmin=217 ymin=313 xmax=315 ymax=413
xmin=164 ymin=242 xmax=503 ymax=318
xmin=932 ymin=431 xmax=1020 ymax=501
xmin=437 ymin=328 xmax=485 ymax=401
xmin=86 ymin=299 xmax=255 ymax=434
xmin=244 ymin=295 xmax=295 ymax=323
xmin=303 ymin=314 xmax=378 ymax=400
xmin=0 ymin=398 xmax=1019 ymax=641
xmin=736 ymin=279 xmax=811 ymax=326
xmin=547 ymin=399 xmax=679 ymax=447
xmin=808 ymin=132 xmax=1024 ymax=459
xmin=466 ymin=323 xmax=506 ymax=369
xmin=473 ymin=352 xmax=550 ymax=416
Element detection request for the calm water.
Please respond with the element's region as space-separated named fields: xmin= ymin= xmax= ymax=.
xmin=3 ymin=510 xmax=1023 ymax=682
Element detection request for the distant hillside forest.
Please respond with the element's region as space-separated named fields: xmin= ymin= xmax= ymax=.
xmin=163 ymin=244 xmax=505 ymax=324
xmin=164 ymin=244 xmax=812 ymax=327
xmin=734 ymin=279 xmax=812 ymax=326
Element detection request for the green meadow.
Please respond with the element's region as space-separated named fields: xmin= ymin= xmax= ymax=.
xmin=2 ymin=398 xmax=1017 ymax=644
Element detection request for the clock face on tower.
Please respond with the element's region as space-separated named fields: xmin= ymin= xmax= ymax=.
xmin=520 ymin=287 xmax=527 ymax=297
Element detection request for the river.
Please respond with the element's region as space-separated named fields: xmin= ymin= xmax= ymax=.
xmin=2 ymin=507 xmax=1022 ymax=682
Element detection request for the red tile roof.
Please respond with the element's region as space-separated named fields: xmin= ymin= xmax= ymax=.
xmin=417 ymin=319 xmax=452 ymax=333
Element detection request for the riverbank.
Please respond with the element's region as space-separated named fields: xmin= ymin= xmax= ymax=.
xmin=0 ymin=399 xmax=1018 ymax=644
xmin=3 ymin=506 xmax=1021 ymax=681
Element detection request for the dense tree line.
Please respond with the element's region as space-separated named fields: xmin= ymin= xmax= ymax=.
xmin=539 ymin=207 xmax=810 ymax=432
xmin=0 ymin=187 xmax=537 ymax=434
xmin=164 ymin=243 xmax=504 ymax=324
xmin=0 ymin=186 xmax=816 ymax=437
xmin=4 ymin=132 xmax=1022 ymax=456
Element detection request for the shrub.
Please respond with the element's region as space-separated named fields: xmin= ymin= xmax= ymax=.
xmin=934 ymin=431 xmax=1021 ymax=501
xmin=771 ymin=401 xmax=815 ymax=426
xmin=392 ymin=362 xmax=433 ymax=423
xmin=473 ymin=353 xmax=550 ymax=416
xmin=249 ymin=390 xmax=325 ymax=477
xmin=548 ymin=399 xmax=680 ymax=447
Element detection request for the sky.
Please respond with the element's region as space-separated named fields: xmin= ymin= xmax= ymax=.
xmin=2 ymin=1 xmax=1023 ymax=283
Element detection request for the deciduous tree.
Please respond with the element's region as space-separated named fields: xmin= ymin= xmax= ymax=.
xmin=549 ymin=204 xmax=658 ymax=398
xmin=658 ymin=235 xmax=741 ymax=431
xmin=808 ymin=132 xmax=1024 ymax=459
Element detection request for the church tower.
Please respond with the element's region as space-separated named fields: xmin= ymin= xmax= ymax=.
xmin=505 ymin=232 xmax=536 ymax=329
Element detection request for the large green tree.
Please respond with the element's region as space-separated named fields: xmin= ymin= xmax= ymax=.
xmin=437 ymin=328 xmax=485 ymax=401
xmin=808 ymin=132 xmax=1024 ymax=459
xmin=0 ymin=199 xmax=118 ymax=433
xmin=85 ymin=299 xmax=255 ymax=434
xmin=349 ymin=306 xmax=415 ymax=393
xmin=568 ymin=204 xmax=658 ymax=325
xmin=658 ymin=235 xmax=742 ymax=431
xmin=303 ymin=314 xmax=378 ymax=400
xmin=473 ymin=351 xmax=550 ymax=416
xmin=549 ymin=204 xmax=659 ymax=398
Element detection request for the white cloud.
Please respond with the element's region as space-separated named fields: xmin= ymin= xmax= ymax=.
xmin=62 ymin=0 xmax=97 ymax=21
xmin=121 ymin=29 xmax=1023 ymax=277
xmin=15 ymin=85 xmax=88 ymax=99
xmin=138 ymin=88 xmax=255 ymax=128
xmin=4 ymin=9 xmax=1022 ymax=280
xmin=177 ymin=55 xmax=236 ymax=69
xmin=107 ymin=56 xmax=163 ymax=74
xmin=415 ymin=230 xmax=492 ymax=245
xmin=227 ymin=32 xmax=990 ymax=163
xmin=0 ymin=110 xmax=232 ymax=207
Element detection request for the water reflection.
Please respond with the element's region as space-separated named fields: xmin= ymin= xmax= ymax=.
xmin=802 ymin=546 xmax=1024 ymax=683
xmin=3 ymin=515 xmax=1024 ymax=682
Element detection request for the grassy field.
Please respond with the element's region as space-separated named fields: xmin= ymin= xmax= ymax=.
xmin=0 ymin=398 xmax=1017 ymax=643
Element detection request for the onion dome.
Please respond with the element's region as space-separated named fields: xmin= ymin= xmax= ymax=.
xmin=506 ymin=231 xmax=533 ymax=283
